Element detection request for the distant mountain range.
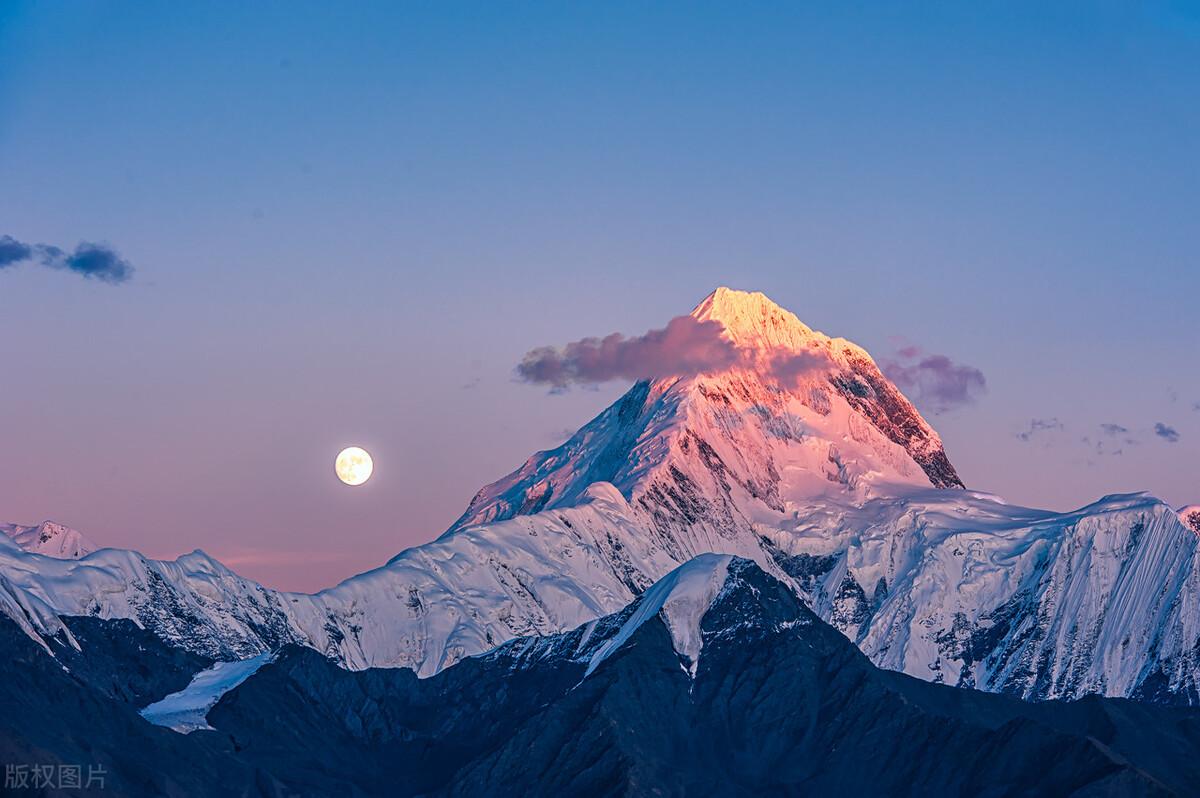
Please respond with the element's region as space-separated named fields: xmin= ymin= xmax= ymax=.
xmin=4 ymin=556 xmax=1199 ymax=796
xmin=3 ymin=287 xmax=1199 ymax=794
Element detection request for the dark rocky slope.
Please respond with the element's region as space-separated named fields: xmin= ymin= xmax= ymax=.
xmin=209 ymin=559 xmax=1200 ymax=796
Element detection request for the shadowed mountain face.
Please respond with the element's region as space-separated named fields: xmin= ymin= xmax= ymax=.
xmin=7 ymin=557 xmax=1191 ymax=797
xmin=0 ymin=613 xmax=282 ymax=798
xmin=206 ymin=560 xmax=1200 ymax=797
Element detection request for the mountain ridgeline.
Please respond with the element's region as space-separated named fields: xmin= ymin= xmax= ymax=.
xmin=4 ymin=557 xmax=1200 ymax=796
xmin=1 ymin=287 xmax=1198 ymax=711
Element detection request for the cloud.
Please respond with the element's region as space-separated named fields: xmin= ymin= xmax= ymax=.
xmin=1017 ymin=419 xmax=1168 ymax=458
xmin=38 ymin=242 xmax=134 ymax=283
xmin=516 ymin=314 xmax=839 ymax=391
xmin=516 ymin=315 xmax=741 ymax=389
xmin=0 ymin=234 xmax=134 ymax=283
xmin=879 ymin=346 xmax=986 ymax=413
xmin=1154 ymin=422 xmax=1181 ymax=443
xmin=214 ymin=548 xmax=353 ymax=568
xmin=1016 ymin=418 xmax=1063 ymax=442
xmin=0 ymin=235 xmax=33 ymax=268
xmin=1093 ymin=422 xmax=1140 ymax=456
xmin=547 ymin=427 xmax=579 ymax=444
xmin=765 ymin=348 xmax=831 ymax=387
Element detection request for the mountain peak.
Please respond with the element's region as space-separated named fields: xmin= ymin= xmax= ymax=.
xmin=450 ymin=288 xmax=963 ymax=537
xmin=1 ymin=520 xmax=96 ymax=559
xmin=691 ymin=287 xmax=819 ymax=351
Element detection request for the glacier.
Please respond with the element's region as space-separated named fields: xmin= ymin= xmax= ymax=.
xmin=141 ymin=651 xmax=274 ymax=733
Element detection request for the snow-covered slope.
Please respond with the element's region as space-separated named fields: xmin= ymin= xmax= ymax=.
xmin=583 ymin=553 xmax=733 ymax=678
xmin=763 ymin=489 xmax=1200 ymax=703
xmin=0 ymin=543 xmax=320 ymax=660
xmin=141 ymin=652 xmax=274 ymax=733
xmin=1 ymin=520 xmax=96 ymax=559
xmin=1 ymin=288 xmax=1196 ymax=705
xmin=447 ymin=287 xmax=959 ymax=540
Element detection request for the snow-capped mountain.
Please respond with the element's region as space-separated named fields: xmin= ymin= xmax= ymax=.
xmin=11 ymin=555 xmax=1195 ymax=797
xmin=448 ymin=287 xmax=960 ymax=540
xmin=1 ymin=288 xmax=1197 ymax=705
xmin=1 ymin=520 xmax=96 ymax=559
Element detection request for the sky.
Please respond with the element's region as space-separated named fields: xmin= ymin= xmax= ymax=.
xmin=1 ymin=2 xmax=1197 ymax=591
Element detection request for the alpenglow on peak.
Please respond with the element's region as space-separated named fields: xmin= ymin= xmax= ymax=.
xmin=689 ymin=287 xmax=866 ymax=363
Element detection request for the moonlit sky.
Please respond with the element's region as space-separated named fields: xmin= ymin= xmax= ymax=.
xmin=1 ymin=2 xmax=1197 ymax=591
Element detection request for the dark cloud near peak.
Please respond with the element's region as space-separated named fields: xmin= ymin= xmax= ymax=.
xmin=516 ymin=315 xmax=741 ymax=389
xmin=1016 ymin=418 xmax=1063 ymax=442
xmin=879 ymin=345 xmax=986 ymax=414
xmin=0 ymin=234 xmax=134 ymax=284
xmin=1099 ymin=423 xmax=1129 ymax=436
xmin=517 ymin=322 xmax=975 ymax=409
xmin=1155 ymin=422 xmax=1181 ymax=443
xmin=516 ymin=316 xmax=834 ymax=391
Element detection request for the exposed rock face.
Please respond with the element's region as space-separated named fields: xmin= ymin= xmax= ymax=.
xmin=1180 ymin=505 xmax=1200 ymax=535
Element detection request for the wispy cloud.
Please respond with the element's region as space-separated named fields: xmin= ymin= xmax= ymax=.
xmin=1154 ymin=422 xmax=1181 ymax=443
xmin=0 ymin=234 xmax=134 ymax=283
xmin=879 ymin=345 xmax=986 ymax=413
xmin=1016 ymin=418 xmax=1063 ymax=442
xmin=1083 ymin=422 xmax=1140 ymax=457
xmin=214 ymin=548 xmax=354 ymax=568
xmin=1014 ymin=416 xmax=1176 ymax=458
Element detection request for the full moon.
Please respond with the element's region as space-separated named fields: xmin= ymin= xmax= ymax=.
xmin=335 ymin=446 xmax=374 ymax=486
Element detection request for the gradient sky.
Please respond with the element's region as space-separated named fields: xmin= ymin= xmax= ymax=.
xmin=1 ymin=2 xmax=1197 ymax=591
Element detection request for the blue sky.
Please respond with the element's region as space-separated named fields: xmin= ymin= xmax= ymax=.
xmin=1 ymin=2 xmax=1197 ymax=589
